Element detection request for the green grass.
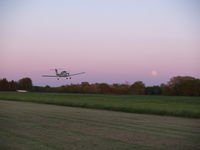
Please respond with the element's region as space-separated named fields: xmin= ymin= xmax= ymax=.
xmin=0 ymin=92 xmax=200 ymax=118
xmin=1 ymin=100 xmax=200 ymax=150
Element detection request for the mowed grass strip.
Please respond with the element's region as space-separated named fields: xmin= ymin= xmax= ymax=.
xmin=0 ymin=100 xmax=200 ymax=150
xmin=0 ymin=92 xmax=200 ymax=118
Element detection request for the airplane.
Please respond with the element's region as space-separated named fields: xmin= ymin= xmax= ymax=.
xmin=42 ymin=69 xmax=85 ymax=80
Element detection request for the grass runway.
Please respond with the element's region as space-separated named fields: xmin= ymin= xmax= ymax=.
xmin=0 ymin=100 xmax=200 ymax=150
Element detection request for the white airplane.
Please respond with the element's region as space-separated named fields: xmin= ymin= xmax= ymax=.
xmin=42 ymin=69 xmax=85 ymax=80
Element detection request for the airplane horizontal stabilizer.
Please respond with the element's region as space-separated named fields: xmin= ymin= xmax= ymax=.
xmin=42 ymin=75 xmax=57 ymax=77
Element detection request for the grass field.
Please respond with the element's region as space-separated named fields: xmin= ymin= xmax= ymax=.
xmin=0 ymin=100 xmax=200 ymax=150
xmin=0 ymin=92 xmax=200 ymax=118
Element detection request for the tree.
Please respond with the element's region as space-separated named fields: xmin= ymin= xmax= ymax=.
xmin=145 ymin=86 xmax=162 ymax=95
xmin=174 ymin=79 xmax=200 ymax=96
xmin=163 ymin=76 xmax=200 ymax=96
xmin=8 ymin=80 xmax=17 ymax=91
xmin=98 ymin=83 xmax=111 ymax=94
xmin=129 ymin=81 xmax=145 ymax=95
xmin=17 ymin=77 xmax=33 ymax=90
xmin=89 ymin=83 xmax=100 ymax=94
xmin=160 ymin=83 xmax=172 ymax=95
xmin=111 ymin=83 xmax=129 ymax=94
xmin=0 ymin=78 xmax=9 ymax=91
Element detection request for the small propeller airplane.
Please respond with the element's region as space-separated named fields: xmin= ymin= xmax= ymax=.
xmin=42 ymin=69 xmax=85 ymax=80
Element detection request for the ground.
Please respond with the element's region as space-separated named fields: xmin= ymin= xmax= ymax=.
xmin=0 ymin=92 xmax=200 ymax=118
xmin=0 ymin=100 xmax=200 ymax=150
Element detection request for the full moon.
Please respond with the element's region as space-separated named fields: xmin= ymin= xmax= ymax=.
xmin=151 ymin=71 xmax=158 ymax=76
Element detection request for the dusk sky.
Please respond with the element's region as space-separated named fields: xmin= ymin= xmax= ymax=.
xmin=1 ymin=0 xmax=200 ymax=86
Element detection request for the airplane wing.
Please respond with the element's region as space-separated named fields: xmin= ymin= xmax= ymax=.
xmin=42 ymin=75 xmax=58 ymax=77
xmin=68 ymin=72 xmax=85 ymax=77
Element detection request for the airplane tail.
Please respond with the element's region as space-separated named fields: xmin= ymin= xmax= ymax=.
xmin=50 ymin=68 xmax=59 ymax=76
xmin=55 ymin=69 xmax=58 ymax=76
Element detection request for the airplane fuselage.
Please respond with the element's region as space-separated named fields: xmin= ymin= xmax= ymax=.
xmin=57 ymin=71 xmax=69 ymax=77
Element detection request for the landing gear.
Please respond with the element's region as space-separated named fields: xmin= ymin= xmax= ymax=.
xmin=66 ymin=78 xmax=68 ymax=79
xmin=69 ymin=77 xmax=71 ymax=79
xmin=57 ymin=78 xmax=59 ymax=80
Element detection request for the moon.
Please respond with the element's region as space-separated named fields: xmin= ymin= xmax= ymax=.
xmin=151 ymin=70 xmax=158 ymax=76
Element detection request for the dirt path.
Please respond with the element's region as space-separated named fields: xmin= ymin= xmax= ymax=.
xmin=0 ymin=100 xmax=200 ymax=150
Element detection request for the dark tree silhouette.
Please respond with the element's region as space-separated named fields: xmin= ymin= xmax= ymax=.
xmin=1 ymin=76 xmax=199 ymax=96
xmin=129 ymin=81 xmax=145 ymax=95
xmin=9 ymin=80 xmax=17 ymax=91
xmin=145 ymin=86 xmax=162 ymax=95
xmin=0 ymin=78 xmax=9 ymax=91
xmin=98 ymin=83 xmax=111 ymax=94
xmin=18 ymin=77 xmax=33 ymax=90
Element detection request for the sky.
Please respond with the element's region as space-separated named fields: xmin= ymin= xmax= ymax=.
xmin=0 ymin=0 xmax=200 ymax=86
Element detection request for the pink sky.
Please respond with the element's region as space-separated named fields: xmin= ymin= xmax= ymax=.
xmin=1 ymin=0 xmax=200 ymax=86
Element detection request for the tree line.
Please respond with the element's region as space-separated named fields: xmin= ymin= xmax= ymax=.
xmin=0 ymin=76 xmax=200 ymax=96
xmin=0 ymin=78 xmax=32 ymax=91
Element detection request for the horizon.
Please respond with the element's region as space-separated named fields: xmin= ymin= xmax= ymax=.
xmin=2 ymin=75 xmax=200 ymax=88
xmin=1 ymin=0 xmax=200 ymax=87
